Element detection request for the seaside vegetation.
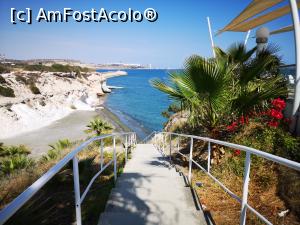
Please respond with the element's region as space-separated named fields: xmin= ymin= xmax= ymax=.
xmin=0 ymin=75 xmax=7 ymax=84
xmin=24 ymin=64 xmax=91 ymax=73
xmin=0 ymin=65 xmax=11 ymax=74
xmin=0 ymin=133 xmax=126 ymax=225
xmin=0 ymin=85 xmax=15 ymax=97
xmin=85 ymin=118 xmax=113 ymax=136
xmin=0 ymin=62 xmax=92 ymax=74
xmin=152 ymin=43 xmax=300 ymax=224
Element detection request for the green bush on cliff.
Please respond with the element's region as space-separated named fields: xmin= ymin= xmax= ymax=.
xmin=0 ymin=85 xmax=15 ymax=97
xmin=0 ymin=65 xmax=11 ymax=74
xmin=24 ymin=63 xmax=91 ymax=73
xmin=0 ymin=75 xmax=7 ymax=84
xmin=29 ymin=83 xmax=41 ymax=94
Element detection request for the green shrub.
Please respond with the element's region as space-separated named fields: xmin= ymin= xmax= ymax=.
xmin=0 ymin=144 xmax=30 ymax=157
xmin=24 ymin=64 xmax=49 ymax=72
xmin=0 ymin=65 xmax=10 ymax=74
xmin=29 ymin=83 xmax=41 ymax=94
xmin=15 ymin=75 xmax=28 ymax=84
xmin=0 ymin=155 xmax=35 ymax=174
xmin=0 ymin=85 xmax=15 ymax=97
xmin=41 ymin=139 xmax=72 ymax=162
xmin=0 ymin=75 xmax=6 ymax=84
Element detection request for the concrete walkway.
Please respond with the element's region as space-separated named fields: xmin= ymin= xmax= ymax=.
xmin=99 ymin=144 xmax=207 ymax=225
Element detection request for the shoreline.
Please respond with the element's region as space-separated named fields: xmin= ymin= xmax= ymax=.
xmin=0 ymin=107 xmax=132 ymax=157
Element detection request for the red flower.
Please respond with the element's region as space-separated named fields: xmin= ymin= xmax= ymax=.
xmin=267 ymin=121 xmax=279 ymax=127
xmin=284 ymin=118 xmax=292 ymax=124
xmin=227 ymin=121 xmax=238 ymax=132
xmin=271 ymin=98 xmax=286 ymax=111
xmin=234 ymin=150 xmax=241 ymax=156
xmin=239 ymin=116 xmax=245 ymax=125
xmin=270 ymin=109 xmax=283 ymax=120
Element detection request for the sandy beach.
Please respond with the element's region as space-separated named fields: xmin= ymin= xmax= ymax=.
xmin=0 ymin=107 xmax=132 ymax=157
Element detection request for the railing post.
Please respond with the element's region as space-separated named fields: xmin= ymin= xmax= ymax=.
xmin=240 ymin=152 xmax=251 ymax=225
xmin=188 ymin=137 xmax=194 ymax=185
xmin=177 ymin=135 xmax=180 ymax=152
xmin=169 ymin=133 xmax=172 ymax=162
xmin=207 ymin=141 xmax=211 ymax=173
xmin=72 ymin=156 xmax=82 ymax=225
xmin=113 ymin=136 xmax=117 ymax=182
xmin=125 ymin=135 xmax=128 ymax=163
xmin=163 ymin=134 xmax=165 ymax=155
xmin=100 ymin=139 xmax=104 ymax=170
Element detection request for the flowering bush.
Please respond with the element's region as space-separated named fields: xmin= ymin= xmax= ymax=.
xmin=266 ymin=98 xmax=287 ymax=128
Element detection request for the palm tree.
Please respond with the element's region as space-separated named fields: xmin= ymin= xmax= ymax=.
xmin=215 ymin=43 xmax=287 ymax=115
xmin=151 ymin=43 xmax=287 ymax=137
xmin=151 ymin=55 xmax=235 ymax=136
xmin=85 ymin=118 xmax=113 ymax=136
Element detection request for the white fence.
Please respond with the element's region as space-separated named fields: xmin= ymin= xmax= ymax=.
xmin=148 ymin=131 xmax=300 ymax=225
xmin=0 ymin=132 xmax=137 ymax=225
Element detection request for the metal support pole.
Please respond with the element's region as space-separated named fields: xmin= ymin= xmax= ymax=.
xmin=240 ymin=152 xmax=251 ymax=225
xmin=125 ymin=135 xmax=128 ymax=163
xmin=289 ymin=0 xmax=300 ymax=134
xmin=244 ymin=30 xmax=251 ymax=46
xmin=113 ymin=136 xmax=117 ymax=182
xmin=188 ymin=137 xmax=194 ymax=185
xmin=207 ymin=142 xmax=211 ymax=173
xmin=207 ymin=16 xmax=216 ymax=58
xmin=163 ymin=134 xmax=165 ymax=155
xmin=72 ymin=156 xmax=82 ymax=225
xmin=169 ymin=133 xmax=172 ymax=162
xmin=100 ymin=139 xmax=104 ymax=170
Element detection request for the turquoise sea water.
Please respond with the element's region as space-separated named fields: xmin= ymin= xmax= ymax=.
xmin=100 ymin=69 xmax=173 ymax=139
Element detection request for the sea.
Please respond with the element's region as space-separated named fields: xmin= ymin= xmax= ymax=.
xmin=100 ymin=66 xmax=296 ymax=140
xmin=99 ymin=69 xmax=173 ymax=139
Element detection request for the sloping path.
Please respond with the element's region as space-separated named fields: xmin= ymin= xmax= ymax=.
xmin=99 ymin=144 xmax=207 ymax=225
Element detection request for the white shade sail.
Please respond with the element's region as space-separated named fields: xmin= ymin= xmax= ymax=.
xmin=218 ymin=0 xmax=300 ymax=34
xmin=218 ymin=0 xmax=284 ymax=34
xmin=270 ymin=24 xmax=300 ymax=34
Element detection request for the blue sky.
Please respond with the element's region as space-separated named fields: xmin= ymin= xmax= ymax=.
xmin=0 ymin=0 xmax=297 ymax=68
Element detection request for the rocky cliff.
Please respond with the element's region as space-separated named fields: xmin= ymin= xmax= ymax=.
xmin=0 ymin=71 xmax=126 ymax=139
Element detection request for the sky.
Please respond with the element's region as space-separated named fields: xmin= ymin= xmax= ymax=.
xmin=0 ymin=0 xmax=298 ymax=68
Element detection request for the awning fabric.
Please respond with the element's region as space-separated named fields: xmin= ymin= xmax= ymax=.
xmin=218 ymin=0 xmax=284 ymax=34
xmin=270 ymin=23 xmax=300 ymax=35
xmin=229 ymin=4 xmax=299 ymax=32
xmin=218 ymin=0 xmax=299 ymax=34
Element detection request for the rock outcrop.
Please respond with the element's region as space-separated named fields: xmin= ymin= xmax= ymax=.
xmin=0 ymin=71 xmax=126 ymax=139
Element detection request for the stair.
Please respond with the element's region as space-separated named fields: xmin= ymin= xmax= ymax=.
xmin=98 ymin=144 xmax=207 ymax=225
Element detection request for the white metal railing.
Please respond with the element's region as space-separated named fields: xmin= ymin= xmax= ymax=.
xmin=148 ymin=131 xmax=300 ymax=225
xmin=0 ymin=132 xmax=137 ymax=225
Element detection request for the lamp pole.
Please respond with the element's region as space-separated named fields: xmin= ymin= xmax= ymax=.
xmin=289 ymin=0 xmax=300 ymax=134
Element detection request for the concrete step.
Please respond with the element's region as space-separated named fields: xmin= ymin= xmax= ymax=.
xmin=99 ymin=210 xmax=206 ymax=225
xmin=106 ymin=185 xmax=197 ymax=213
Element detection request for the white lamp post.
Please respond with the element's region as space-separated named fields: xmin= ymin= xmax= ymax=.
xmin=289 ymin=0 xmax=300 ymax=134
xmin=256 ymin=27 xmax=270 ymax=54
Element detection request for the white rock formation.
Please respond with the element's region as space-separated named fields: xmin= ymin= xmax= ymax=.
xmin=0 ymin=71 xmax=125 ymax=139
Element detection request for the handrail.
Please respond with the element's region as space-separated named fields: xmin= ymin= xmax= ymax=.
xmin=152 ymin=131 xmax=300 ymax=225
xmin=0 ymin=132 xmax=136 ymax=225
xmin=140 ymin=131 xmax=155 ymax=143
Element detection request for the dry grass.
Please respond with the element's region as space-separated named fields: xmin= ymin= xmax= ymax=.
xmin=169 ymin=137 xmax=300 ymax=225
xmin=0 ymin=138 xmax=129 ymax=225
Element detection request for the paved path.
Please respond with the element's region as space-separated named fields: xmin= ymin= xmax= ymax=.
xmin=99 ymin=144 xmax=207 ymax=225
